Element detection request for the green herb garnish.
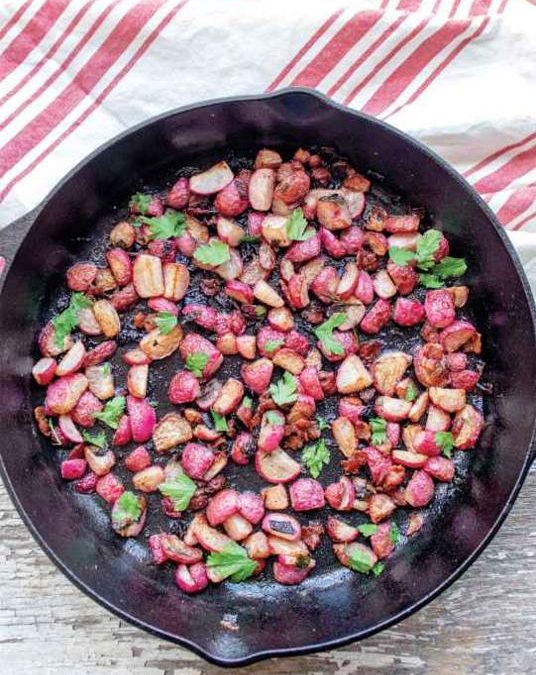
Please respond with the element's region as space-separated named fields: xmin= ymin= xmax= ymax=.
xmin=269 ymin=371 xmax=298 ymax=407
xmin=389 ymin=521 xmax=401 ymax=544
xmin=82 ymin=429 xmax=107 ymax=449
xmin=154 ymin=311 xmax=178 ymax=335
xmin=129 ymin=193 xmax=152 ymax=214
xmin=112 ymin=491 xmax=142 ymax=529
xmin=92 ymin=395 xmax=125 ymax=430
xmin=286 ymin=208 xmax=314 ymax=241
xmin=264 ymin=410 xmax=283 ymax=426
xmin=185 ymin=352 xmax=209 ymax=377
xmin=357 ymin=523 xmax=378 ymax=537
xmin=264 ymin=339 xmax=284 ymax=353
xmin=419 ymin=256 xmax=468 ymax=289
xmin=314 ymin=313 xmax=347 ymax=356
xmin=241 ymin=396 xmax=252 ymax=408
xmin=435 ymin=431 xmax=455 ymax=458
xmin=211 ymin=410 xmax=228 ymax=432
xmin=193 ymin=240 xmax=230 ymax=266
xmin=159 ymin=473 xmax=197 ymax=511
xmin=347 ymin=547 xmax=377 ymax=574
xmin=206 ymin=542 xmax=257 ymax=583
xmin=139 ymin=209 xmax=186 ymax=239
xmin=52 ymin=292 xmax=92 ymax=348
xmin=316 ymin=416 xmax=330 ymax=431
xmin=405 ymin=382 xmax=418 ymax=402
xmin=389 ymin=229 xmax=442 ymax=271
xmin=372 ymin=561 xmax=385 ymax=576
xmin=370 ymin=417 xmax=388 ymax=446
xmin=302 ymin=438 xmax=330 ymax=479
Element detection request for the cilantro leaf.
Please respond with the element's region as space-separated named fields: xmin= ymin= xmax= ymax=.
xmin=129 ymin=193 xmax=152 ymax=215
xmin=314 ymin=313 xmax=347 ymax=356
xmin=264 ymin=339 xmax=284 ymax=353
xmin=154 ymin=311 xmax=178 ymax=335
xmin=193 ymin=240 xmax=230 ymax=266
xmin=435 ymin=431 xmax=455 ymax=458
xmin=286 ymin=208 xmax=314 ymax=241
xmin=269 ymin=372 xmax=298 ymax=407
xmin=357 ymin=523 xmax=378 ymax=537
xmin=370 ymin=417 xmax=387 ymax=446
xmin=112 ymin=491 xmax=142 ymax=529
xmin=82 ymin=429 xmax=107 ymax=449
xmin=92 ymin=396 xmax=125 ymax=430
xmin=416 ymin=229 xmax=442 ymax=269
xmin=206 ymin=542 xmax=257 ymax=583
xmin=241 ymin=396 xmax=252 ymax=409
xmin=389 ymin=247 xmax=415 ymax=266
xmin=372 ymin=561 xmax=385 ymax=576
xmin=52 ymin=292 xmax=92 ymax=348
xmin=139 ymin=209 xmax=186 ymax=239
xmin=316 ymin=416 xmax=330 ymax=431
xmin=159 ymin=473 xmax=197 ymax=511
xmin=211 ymin=410 xmax=228 ymax=432
xmin=419 ymin=273 xmax=444 ymax=289
xmin=185 ymin=352 xmax=209 ymax=377
xmin=389 ymin=521 xmax=401 ymax=544
xmin=433 ymin=256 xmax=467 ymax=279
xmin=264 ymin=410 xmax=283 ymax=426
xmin=405 ymin=382 xmax=418 ymax=402
xmin=347 ymin=546 xmax=377 ymax=574
xmin=302 ymin=438 xmax=330 ymax=479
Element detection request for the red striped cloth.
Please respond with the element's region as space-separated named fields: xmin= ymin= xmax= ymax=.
xmin=0 ymin=0 xmax=533 ymax=233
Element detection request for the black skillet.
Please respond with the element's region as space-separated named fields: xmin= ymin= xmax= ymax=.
xmin=0 ymin=89 xmax=535 ymax=667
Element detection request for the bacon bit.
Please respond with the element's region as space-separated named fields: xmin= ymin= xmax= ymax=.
xmin=341 ymin=450 xmax=368 ymax=474
xmin=302 ymin=304 xmax=324 ymax=325
xmin=359 ymin=340 xmax=381 ymax=365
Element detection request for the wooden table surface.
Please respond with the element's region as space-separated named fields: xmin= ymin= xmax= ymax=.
xmin=1 ymin=468 xmax=535 ymax=675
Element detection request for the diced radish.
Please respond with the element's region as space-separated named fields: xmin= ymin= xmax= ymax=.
xmin=224 ymin=514 xmax=253 ymax=541
xmin=249 ymin=168 xmax=275 ymax=211
xmin=166 ymin=177 xmax=190 ymax=209
xmin=127 ymin=395 xmax=156 ymax=443
xmin=440 ymin=320 xmax=477 ymax=353
xmin=133 ymin=254 xmax=164 ymax=298
xmin=332 ymin=416 xmax=357 ymax=458
xmin=237 ymin=492 xmax=265 ymax=525
xmin=225 ymin=279 xmax=254 ymax=304
xmin=405 ymin=470 xmax=434 ymax=507
xmin=212 ymin=378 xmax=244 ymax=416
xmin=374 ymin=396 xmax=412 ymax=421
xmin=299 ymin=367 xmax=324 ymax=401
xmin=360 ymin=299 xmax=391 ymax=334
xmin=337 ymin=262 xmax=359 ymax=300
xmin=58 ymin=415 xmax=83 ymax=443
xmin=373 ymin=351 xmax=411 ymax=396
xmin=338 ymin=397 xmax=365 ymax=424
xmin=133 ymin=466 xmax=165 ymax=493
xmin=317 ymin=196 xmax=352 ymax=230
xmin=106 ymin=248 xmax=132 ymax=286
xmin=429 ymin=387 xmax=466 ymax=413
xmin=370 ymin=522 xmax=395 ymax=559
xmin=96 ymin=473 xmax=124 ymax=504
xmin=215 ymin=174 xmax=250 ymax=217
xmin=424 ymin=289 xmax=455 ymax=329
xmin=179 ymin=334 xmax=223 ymax=379
xmin=262 ymin=513 xmax=301 ymax=541
xmin=168 ymin=370 xmax=200 ymax=404
xmin=66 ymin=262 xmax=97 ymax=291
xmin=112 ymin=415 xmax=132 ymax=446
xmin=325 ymin=476 xmax=355 ymax=511
xmin=425 ymin=456 xmax=455 ymax=481
xmin=85 ymin=363 xmax=114 ymax=400
xmin=71 ymin=391 xmax=103 ymax=427
xmin=84 ymin=446 xmax=115 ymax=476
xmin=125 ymin=446 xmax=151 ymax=472
xmin=289 ymin=478 xmax=325 ymax=511
xmin=122 ymin=348 xmax=151 ymax=366
xmin=153 ymin=412 xmax=192 ymax=453
xmin=373 ymin=269 xmax=397 ymax=299
xmin=384 ymin=214 xmax=420 ymax=233
xmin=258 ymin=410 xmax=285 ymax=453
xmin=336 ymin=355 xmax=373 ymax=394
xmin=190 ymin=161 xmax=234 ymax=195
xmin=241 ymin=358 xmax=273 ymax=393
xmin=253 ymin=279 xmax=284 ymax=308
xmin=387 ymin=261 xmax=418 ymax=295
xmin=163 ymin=262 xmax=189 ymax=301
xmin=39 ymin=320 xmax=73 ymax=357
xmin=32 ymin=357 xmax=57 ymax=385
xmin=61 ymin=458 xmax=87 ymax=480
xmin=393 ymin=297 xmax=425 ymax=326
xmin=192 ymin=514 xmax=232 ymax=552
xmin=326 ymin=517 xmax=358 ymax=543
xmin=334 ymin=542 xmax=377 ymax=571
xmin=175 ymin=562 xmax=209 ymax=594
xmin=255 ymin=448 xmax=301 ymax=484
xmin=236 ymin=335 xmax=256 ymax=360
xmin=127 ymin=364 xmax=148 ymax=398
xmin=206 ymin=489 xmax=239 ymax=526
xmin=273 ymin=559 xmax=315 ymax=585
xmin=392 ymin=450 xmax=428 ymax=469
xmin=452 ymin=404 xmax=483 ymax=449
xmin=92 ymin=299 xmax=120 ymax=338
xmin=140 ymin=325 xmax=183 ymax=361
xmin=83 ymin=340 xmax=117 ymax=367
xmin=181 ymin=443 xmax=215 ymax=480
xmin=286 ymin=234 xmax=321 ymax=263
xmin=45 ymin=373 xmax=88 ymax=415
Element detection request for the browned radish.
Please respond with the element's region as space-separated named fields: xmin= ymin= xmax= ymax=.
xmin=223 ymin=514 xmax=253 ymax=541
xmin=241 ymin=358 xmax=273 ymax=393
xmin=405 ymin=470 xmax=434 ymax=507
xmin=244 ymin=531 xmax=271 ymax=559
xmin=216 ymin=216 xmax=245 ymax=247
xmin=140 ymin=325 xmax=183 ymax=361
xmin=392 ymin=449 xmax=428 ymax=468
xmin=58 ymin=414 xmax=83 ymax=443
xmin=273 ymin=557 xmax=315 ymax=585
xmin=84 ymin=446 xmax=115 ymax=476
xmin=122 ymin=348 xmax=151 ymax=366
xmin=92 ymin=300 xmax=120 ymax=338
xmin=132 ymin=466 xmax=165 ymax=493
xmin=317 ymin=196 xmax=352 ymax=230
xmin=236 ymin=335 xmax=256 ymax=360
xmin=272 ymin=348 xmax=305 ymax=375
xmin=336 ymin=355 xmax=373 ymax=394
xmin=268 ymin=536 xmax=308 ymax=557
xmin=203 ymin=451 xmax=228 ymax=481
xmin=66 ymin=262 xmax=98 ymax=292
xmin=452 ymin=404 xmax=483 ymax=449
xmin=249 ymin=168 xmax=275 ymax=211
xmin=262 ymin=513 xmax=301 ymax=541
xmin=261 ymin=214 xmax=291 ymax=246
xmin=332 ymin=416 xmax=357 ymax=458
xmin=255 ymin=448 xmax=300 ymax=483
xmin=32 ymin=357 xmax=57 ymax=385
xmin=127 ymin=364 xmax=148 ymax=398
xmin=326 ymin=517 xmax=358 ymax=543
xmin=133 ymin=254 xmax=164 ymax=298
xmin=192 ymin=514 xmax=232 ymax=552
xmin=255 ymin=148 xmax=282 ymax=169
xmin=373 ymin=351 xmax=411 ymax=396
xmin=85 ymin=364 xmax=114 ymax=400
xmin=261 ymin=484 xmax=288 ymax=510
xmin=440 ymin=320 xmax=477 ymax=352
xmin=374 ymin=396 xmax=412 ymax=421
xmin=163 ymin=262 xmax=189 ymax=301
xmin=211 ymin=378 xmax=244 ymax=416
xmin=253 ymin=279 xmax=284 ymax=308
xmin=428 ymin=387 xmax=466 ymax=413
xmin=324 ymin=476 xmax=355 ymax=511
xmin=334 ymin=542 xmax=377 ymax=571
xmin=190 ymin=161 xmax=234 ymax=195
xmin=153 ymin=412 xmax=192 ymax=453
xmin=45 ymin=373 xmax=88 ymax=415
xmin=215 ymin=248 xmax=243 ymax=281
xmin=106 ymin=248 xmax=132 ymax=287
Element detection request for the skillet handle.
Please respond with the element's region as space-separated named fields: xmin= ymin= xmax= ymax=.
xmin=0 ymin=208 xmax=39 ymax=279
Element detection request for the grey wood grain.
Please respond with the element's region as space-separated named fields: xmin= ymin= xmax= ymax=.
xmin=1 ymin=468 xmax=535 ymax=675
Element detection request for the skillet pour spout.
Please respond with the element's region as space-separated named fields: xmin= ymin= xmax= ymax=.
xmin=0 ymin=89 xmax=535 ymax=666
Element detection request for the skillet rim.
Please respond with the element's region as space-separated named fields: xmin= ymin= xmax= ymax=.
xmin=0 ymin=87 xmax=535 ymax=667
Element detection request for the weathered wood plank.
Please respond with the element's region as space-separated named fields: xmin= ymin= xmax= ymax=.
xmin=1 ymin=470 xmax=535 ymax=675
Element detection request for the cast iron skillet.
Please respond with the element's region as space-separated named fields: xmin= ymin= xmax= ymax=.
xmin=0 ymin=89 xmax=535 ymax=667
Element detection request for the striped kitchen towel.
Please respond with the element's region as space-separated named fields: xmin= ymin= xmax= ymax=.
xmin=0 ymin=0 xmax=533 ymax=234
